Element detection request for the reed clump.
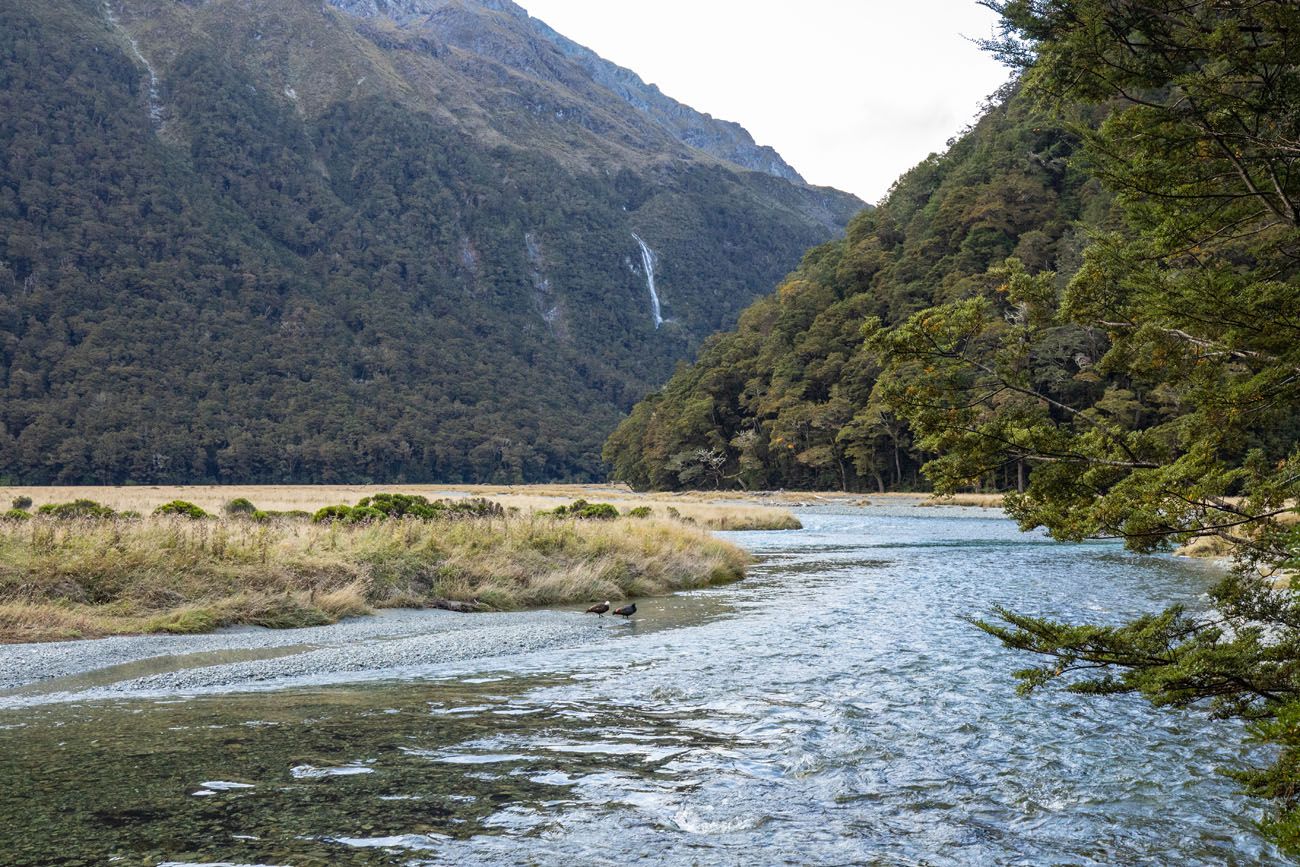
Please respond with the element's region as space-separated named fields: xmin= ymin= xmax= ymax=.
xmin=0 ymin=514 xmax=749 ymax=643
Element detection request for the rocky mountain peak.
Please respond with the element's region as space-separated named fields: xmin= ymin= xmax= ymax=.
xmin=326 ymin=0 xmax=808 ymax=183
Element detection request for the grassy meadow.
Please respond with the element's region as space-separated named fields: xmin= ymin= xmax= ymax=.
xmin=0 ymin=484 xmax=803 ymax=531
xmin=0 ymin=485 xmax=795 ymax=643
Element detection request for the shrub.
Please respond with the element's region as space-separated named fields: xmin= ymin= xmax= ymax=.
xmin=152 ymin=500 xmax=208 ymax=520
xmin=38 ymin=499 xmax=116 ymax=519
xmin=312 ymin=505 xmax=354 ymax=523
xmin=359 ymin=492 xmax=439 ymax=518
xmin=577 ymin=503 xmax=619 ymax=520
xmin=627 ymin=506 xmax=652 ymax=519
xmin=10 ymin=496 xmax=32 ymax=510
xmin=447 ymin=497 xmax=505 ymax=518
xmin=223 ymin=497 xmax=258 ymax=516
xmin=266 ymin=510 xmax=311 ymax=521
xmin=345 ymin=506 xmax=386 ymax=524
xmin=2 ymin=509 xmax=31 ymax=521
xmin=551 ymin=499 xmax=619 ymax=520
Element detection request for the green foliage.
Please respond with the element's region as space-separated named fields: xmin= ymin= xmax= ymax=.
xmin=312 ymin=505 xmax=354 ymax=524
xmin=264 ymin=510 xmax=310 ymax=521
xmin=605 ymin=84 xmax=1100 ymax=492
xmin=312 ymin=495 xmax=503 ymax=524
xmin=358 ymin=493 xmax=444 ymax=519
xmin=627 ymin=506 xmax=652 ymax=519
xmin=575 ymin=503 xmax=619 ymax=520
xmin=223 ymin=498 xmax=258 ymax=516
xmin=344 ymin=506 xmax=386 ymax=524
xmin=606 ymin=0 xmax=1300 ymax=847
xmin=2 ymin=509 xmax=31 ymax=522
xmin=152 ymin=501 xmax=209 ymax=520
xmin=450 ymin=498 xmax=506 ymax=519
xmin=551 ymin=499 xmax=619 ymax=520
xmin=918 ymin=0 xmax=1300 ymax=851
xmin=0 ymin=0 xmax=855 ymax=488
xmin=37 ymin=499 xmax=116 ymax=519
xmin=10 ymin=496 xmax=31 ymax=510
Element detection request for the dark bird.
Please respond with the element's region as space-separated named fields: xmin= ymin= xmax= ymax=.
xmin=613 ymin=602 xmax=637 ymax=619
xmin=585 ymin=601 xmax=610 ymax=616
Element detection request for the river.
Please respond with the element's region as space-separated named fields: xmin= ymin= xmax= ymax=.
xmin=0 ymin=503 xmax=1285 ymax=865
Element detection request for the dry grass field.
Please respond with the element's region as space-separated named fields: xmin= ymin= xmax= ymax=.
xmin=0 ymin=484 xmax=803 ymax=530
xmin=0 ymin=512 xmax=749 ymax=643
xmin=919 ymin=493 xmax=1007 ymax=508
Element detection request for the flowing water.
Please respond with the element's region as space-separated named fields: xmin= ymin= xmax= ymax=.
xmin=0 ymin=505 xmax=1285 ymax=865
xmin=631 ymin=233 xmax=663 ymax=328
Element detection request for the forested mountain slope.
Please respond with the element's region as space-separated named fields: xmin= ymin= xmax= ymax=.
xmin=604 ymin=83 xmax=1108 ymax=491
xmin=0 ymin=0 xmax=861 ymax=484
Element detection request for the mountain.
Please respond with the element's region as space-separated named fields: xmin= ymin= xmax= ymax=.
xmin=602 ymin=83 xmax=1109 ymax=491
xmin=0 ymin=0 xmax=862 ymax=485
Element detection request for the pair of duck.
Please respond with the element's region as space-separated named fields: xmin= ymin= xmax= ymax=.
xmin=585 ymin=600 xmax=636 ymax=619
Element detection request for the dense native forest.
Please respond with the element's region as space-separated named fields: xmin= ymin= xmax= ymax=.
xmin=0 ymin=0 xmax=854 ymax=486
xmin=610 ymin=0 xmax=1300 ymax=849
xmin=603 ymin=82 xmax=1108 ymax=492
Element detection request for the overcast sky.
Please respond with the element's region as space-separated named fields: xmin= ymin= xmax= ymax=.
xmin=520 ymin=0 xmax=1012 ymax=203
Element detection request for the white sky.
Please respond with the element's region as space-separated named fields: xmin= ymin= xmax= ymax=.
xmin=520 ymin=0 xmax=1012 ymax=203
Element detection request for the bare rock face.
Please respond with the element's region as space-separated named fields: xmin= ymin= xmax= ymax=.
xmin=326 ymin=0 xmax=808 ymax=183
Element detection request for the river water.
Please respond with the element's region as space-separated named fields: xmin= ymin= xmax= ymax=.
xmin=0 ymin=505 xmax=1285 ymax=865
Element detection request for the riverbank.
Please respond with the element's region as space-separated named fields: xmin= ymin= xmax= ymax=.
xmin=0 ymin=607 xmax=613 ymax=706
xmin=0 ymin=504 xmax=1275 ymax=865
xmin=0 ymin=513 xmax=748 ymax=643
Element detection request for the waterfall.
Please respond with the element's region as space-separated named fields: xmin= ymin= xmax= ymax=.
xmin=631 ymin=232 xmax=663 ymax=328
xmin=103 ymin=1 xmax=164 ymax=128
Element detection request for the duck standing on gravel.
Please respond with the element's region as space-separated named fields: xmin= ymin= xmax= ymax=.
xmin=585 ymin=601 xmax=610 ymax=616
xmin=613 ymin=602 xmax=637 ymax=619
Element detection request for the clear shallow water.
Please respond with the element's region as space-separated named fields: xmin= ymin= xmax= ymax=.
xmin=0 ymin=506 xmax=1286 ymax=865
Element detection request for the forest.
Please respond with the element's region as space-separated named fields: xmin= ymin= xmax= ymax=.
xmin=0 ymin=0 xmax=852 ymax=486
xmin=604 ymin=80 xmax=1110 ymax=492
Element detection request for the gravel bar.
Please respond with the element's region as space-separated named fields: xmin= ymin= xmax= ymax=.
xmin=0 ymin=608 xmax=609 ymax=708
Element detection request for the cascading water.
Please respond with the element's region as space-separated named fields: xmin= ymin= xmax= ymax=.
xmin=103 ymin=0 xmax=164 ymax=128
xmin=631 ymin=232 xmax=663 ymax=328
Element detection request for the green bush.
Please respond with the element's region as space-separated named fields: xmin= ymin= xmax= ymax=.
xmin=2 ymin=509 xmax=31 ymax=521
xmin=552 ymin=499 xmax=619 ymax=520
xmin=351 ymin=493 xmax=503 ymax=520
xmin=446 ymin=497 xmax=505 ymax=518
xmin=264 ymin=509 xmax=311 ymax=521
xmin=626 ymin=506 xmax=652 ymax=519
xmin=576 ymin=503 xmax=619 ymax=520
xmin=223 ymin=497 xmax=258 ymax=516
xmin=10 ymin=496 xmax=32 ymax=510
xmin=359 ymin=492 xmax=442 ymax=519
xmin=345 ymin=505 xmax=386 ymax=524
xmin=37 ymin=499 xmax=116 ymax=519
xmin=312 ymin=505 xmax=354 ymax=523
xmin=152 ymin=500 xmax=208 ymax=520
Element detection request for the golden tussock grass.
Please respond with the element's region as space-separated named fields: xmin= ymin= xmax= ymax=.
xmin=0 ymin=514 xmax=749 ymax=643
xmin=0 ymin=485 xmax=802 ymax=530
xmin=919 ymin=493 xmax=1007 ymax=508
